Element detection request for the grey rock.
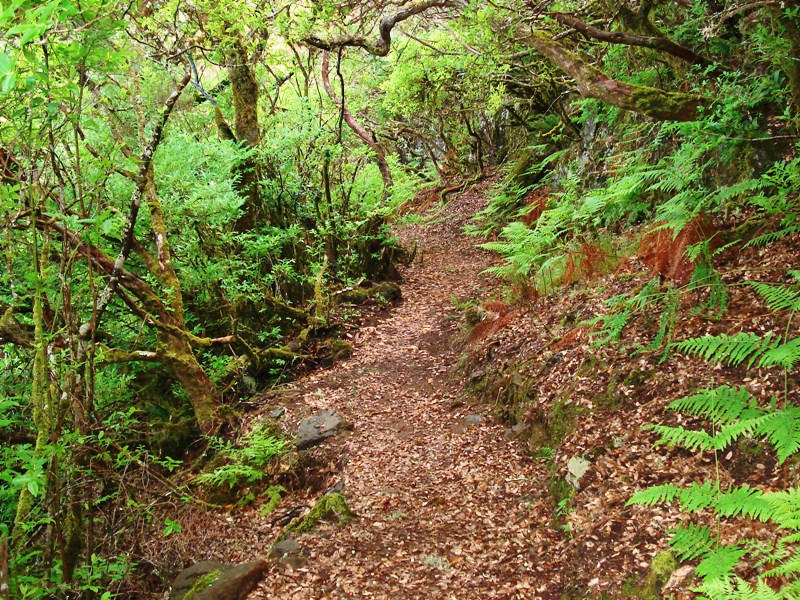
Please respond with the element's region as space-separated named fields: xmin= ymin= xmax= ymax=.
xmin=169 ymin=560 xmax=268 ymax=600
xmin=269 ymin=407 xmax=286 ymax=419
xmin=296 ymin=409 xmax=347 ymax=449
xmin=325 ymin=479 xmax=345 ymax=495
xmin=468 ymin=370 xmax=484 ymax=382
xmin=464 ymin=414 xmax=483 ymax=426
xmin=269 ymin=538 xmax=300 ymax=559
xmin=566 ymin=456 xmax=591 ymax=490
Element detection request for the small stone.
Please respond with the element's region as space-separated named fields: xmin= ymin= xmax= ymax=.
xmin=169 ymin=560 xmax=268 ymax=600
xmin=566 ymin=456 xmax=591 ymax=490
xmin=464 ymin=414 xmax=483 ymax=426
xmin=468 ymin=370 xmax=484 ymax=382
xmin=295 ymin=409 xmax=347 ymax=449
xmin=269 ymin=407 xmax=286 ymax=419
xmin=269 ymin=538 xmax=300 ymax=559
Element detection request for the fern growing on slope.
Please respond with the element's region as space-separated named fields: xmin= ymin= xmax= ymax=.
xmin=629 ymin=273 xmax=800 ymax=598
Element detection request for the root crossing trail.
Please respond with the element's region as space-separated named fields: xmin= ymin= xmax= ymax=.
xmin=252 ymin=183 xmax=544 ymax=599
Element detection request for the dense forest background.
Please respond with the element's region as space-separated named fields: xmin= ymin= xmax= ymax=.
xmin=1 ymin=0 xmax=799 ymax=597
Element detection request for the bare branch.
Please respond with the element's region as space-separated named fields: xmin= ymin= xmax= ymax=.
xmin=80 ymin=67 xmax=191 ymax=339
xmin=551 ymin=12 xmax=709 ymax=65
xmin=304 ymin=0 xmax=457 ymax=56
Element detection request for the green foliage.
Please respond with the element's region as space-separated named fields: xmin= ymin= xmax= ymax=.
xmin=631 ymin=272 xmax=800 ymax=596
xmin=196 ymin=423 xmax=289 ymax=492
xmin=583 ymin=279 xmax=679 ymax=355
xmin=674 ymin=332 xmax=800 ymax=370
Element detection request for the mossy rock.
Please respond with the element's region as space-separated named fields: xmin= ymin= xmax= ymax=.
xmin=282 ymin=492 xmax=354 ymax=538
xmin=575 ymin=355 xmax=605 ymax=378
xmin=329 ymin=339 xmax=353 ymax=360
xmin=170 ymin=562 xmax=223 ymax=600
xmin=621 ymin=551 xmax=677 ymax=599
xmin=336 ymin=287 xmax=372 ymax=304
xmin=595 ymin=375 xmax=621 ymax=409
xmin=548 ymin=396 xmax=586 ymax=446
xmin=336 ymin=281 xmax=402 ymax=306
xmin=184 ymin=570 xmax=220 ymax=599
xmin=623 ymin=369 xmax=654 ymax=388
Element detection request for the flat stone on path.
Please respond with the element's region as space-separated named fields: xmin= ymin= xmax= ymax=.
xmin=295 ymin=408 xmax=346 ymax=449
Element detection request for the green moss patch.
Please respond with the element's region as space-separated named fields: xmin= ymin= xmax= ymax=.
xmin=282 ymin=493 xmax=354 ymax=537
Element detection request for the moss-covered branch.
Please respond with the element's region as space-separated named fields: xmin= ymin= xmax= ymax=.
xmin=281 ymin=493 xmax=354 ymax=538
xmin=522 ymin=31 xmax=705 ymax=121
xmin=0 ymin=305 xmax=32 ymax=348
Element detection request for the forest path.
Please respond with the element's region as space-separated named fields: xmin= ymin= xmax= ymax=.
xmin=251 ymin=181 xmax=545 ymax=599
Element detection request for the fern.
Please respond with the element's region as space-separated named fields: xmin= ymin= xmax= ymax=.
xmin=747 ymin=281 xmax=800 ymax=313
xmin=668 ymin=523 xmax=715 ymax=561
xmin=745 ymin=224 xmax=800 ymax=247
xmin=675 ymin=331 xmax=800 ymax=370
xmin=673 ymin=331 xmax=775 ymax=367
xmin=758 ymin=408 xmax=800 ymax=463
xmin=695 ymin=544 xmax=748 ymax=582
xmin=668 ymin=385 xmax=757 ymax=424
xmin=700 ymin=576 xmax=785 ymax=600
xmin=195 ymin=423 xmax=289 ymax=492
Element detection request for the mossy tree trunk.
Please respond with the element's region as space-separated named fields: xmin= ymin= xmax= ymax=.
xmin=227 ymin=39 xmax=264 ymax=231
xmin=46 ymin=172 xmax=225 ymax=434
xmin=11 ymin=216 xmax=52 ymax=552
xmin=523 ymin=32 xmax=704 ymax=122
xmin=774 ymin=6 xmax=800 ymax=116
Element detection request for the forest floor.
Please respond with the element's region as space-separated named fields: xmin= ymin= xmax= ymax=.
xmin=154 ymin=177 xmax=800 ymax=599
xmin=244 ymin=178 xmax=566 ymax=598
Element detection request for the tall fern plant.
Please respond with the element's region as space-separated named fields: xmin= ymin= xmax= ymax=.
xmin=629 ymin=273 xmax=800 ymax=599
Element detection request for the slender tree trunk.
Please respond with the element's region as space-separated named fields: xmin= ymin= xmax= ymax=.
xmin=321 ymin=51 xmax=394 ymax=194
xmin=11 ymin=216 xmax=51 ymax=551
xmin=0 ymin=535 xmax=8 ymax=600
xmin=775 ymin=7 xmax=800 ymax=115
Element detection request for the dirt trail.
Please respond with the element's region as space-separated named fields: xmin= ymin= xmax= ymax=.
xmin=252 ymin=182 xmax=546 ymax=599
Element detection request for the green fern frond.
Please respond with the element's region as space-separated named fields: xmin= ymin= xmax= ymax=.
xmin=711 ymin=414 xmax=776 ymax=451
xmin=673 ymin=331 xmax=775 ymax=368
xmin=695 ymin=544 xmax=748 ymax=581
xmin=763 ymin=556 xmax=800 ymax=579
xmin=714 ymin=485 xmax=772 ymax=521
xmin=747 ymin=281 xmax=800 ymax=313
xmin=758 ymin=408 xmax=800 ymax=463
xmin=699 ymin=576 xmax=784 ymax=600
xmin=744 ymin=225 xmax=800 ymax=247
xmin=669 ymin=523 xmax=714 ymax=561
xmin=647 ymin=423 xmax=717 ymax=452
xmin=627 ymin=483 xmax=684 ymax=507
xmin=758 ymin=338 xmax=800 ymax=370
xmin=585 ymin=310 xmax=631 ymax=346
xmin=677 ymin=481 xmax=719 ymax=513
xmin=765 ymin=488 xmax=800 ymax=531
xmin=668 ymin=386 xmax=758 ymax=424
xmin=710 ymin=177 xmax=769 ymax=205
